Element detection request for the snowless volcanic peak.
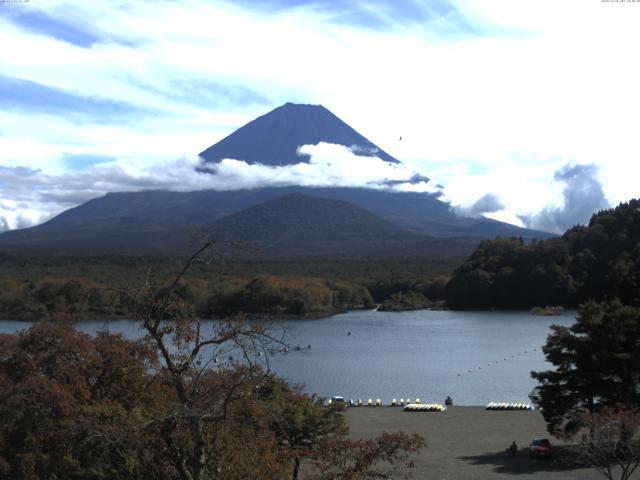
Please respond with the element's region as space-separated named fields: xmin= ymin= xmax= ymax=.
xmin=199 ymin=102 xmax=399 ymax=167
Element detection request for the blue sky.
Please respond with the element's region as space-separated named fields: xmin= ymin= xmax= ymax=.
xmin=2 ymin=6 xmax=103 ymax=47
xmin=232 ymin=0 xmax=476 ymax=33
xmin=0 ymin=0 xmax=639 ymax=232
xmin=0 ymin=74 xmax=155 ymax=122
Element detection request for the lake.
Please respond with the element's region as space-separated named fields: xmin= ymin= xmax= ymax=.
xmin=0 ymin=309 xmax=575 ymax=405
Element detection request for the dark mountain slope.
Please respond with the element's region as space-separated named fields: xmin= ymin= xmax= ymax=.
xmin=33 ymin=187 xmax=553 ymax=240
xmin=0 ymin=217 xmax=187 ymax=256
xmin=205 ymin=193 xmax=480 ymax=260
xmin=210 ymin=193 xmax=400 ymax=240
xmin=0 ymin=193 xmax=479 ymax=259
xmin=199 ymin=102 xmax=398 ymax=166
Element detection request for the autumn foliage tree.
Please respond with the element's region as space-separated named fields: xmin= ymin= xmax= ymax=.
xmin=1 ymin=240 xmax=426 ymax=479
xmin=309 ymin=432 xmax=426 ymax=480
xmin=572 ymin=407 xmax=640 ymax=480
xmin=0 ymin=322 xmax=167 ymax=479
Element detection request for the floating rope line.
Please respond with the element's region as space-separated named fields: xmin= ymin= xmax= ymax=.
xmin=455 ymin=347 xmax=539 ymax=377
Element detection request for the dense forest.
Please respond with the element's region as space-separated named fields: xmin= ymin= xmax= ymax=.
xmin=0 ymin=254 xmax=453 ymax=320
xmin=0 ymin=274 xmax=376 ymax=321
xmin=2 ymin=198 xmax=638 ymax=319
xmin=445 ymin=199 xmax=640 ymax=310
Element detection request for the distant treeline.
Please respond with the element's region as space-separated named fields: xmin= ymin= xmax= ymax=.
xmin=0 ymin=254 xmax=455 ymax=320
xmin=0 ymin=272 xmax=453 ymax=321
xmin=0 ymin=253 xmax=457 ymax=282
xmin=0 ymin=275 xmax=371 ymax=321
xmin=368 ymin=277 xmax=448 ymax=311
xmin=445 ymin=199 xmax=640 ymax=309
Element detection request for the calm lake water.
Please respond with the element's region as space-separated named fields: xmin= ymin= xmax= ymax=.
xmin=0 ymin=309 xmax=575 ymax=405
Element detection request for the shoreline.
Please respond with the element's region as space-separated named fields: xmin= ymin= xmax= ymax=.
xmin=0 ymin=307 xmax=364 ymax=323
xmin=0 ymin=306 xmax=578 ymax=324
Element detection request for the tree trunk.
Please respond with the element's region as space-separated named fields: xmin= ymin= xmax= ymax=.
xmin=292 ymin=455 xmax=300 ymax=480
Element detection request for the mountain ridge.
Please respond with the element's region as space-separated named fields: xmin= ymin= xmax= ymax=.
xmin=199 ymin=102 xmax=399 ymax=166
xmin=0 ymin=192 xmax=481 ymax=259
xmin=27 ymin=186 xmax=553 ymax=239
xmin=0 ymin=102 xmax=555 ymax=257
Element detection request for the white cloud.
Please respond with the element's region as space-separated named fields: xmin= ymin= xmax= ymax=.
xmin=520 ymin=163 xmax=609 ymax=234
xmin=205 ymin=142 xmax=438 ymax=192
xmin=454 ymin=192 xmax=504 ymax=218
xmin=0 ymin=158 xmax=213 ymax=230
xmin=0 ymin=143 xmax=438 ymax=230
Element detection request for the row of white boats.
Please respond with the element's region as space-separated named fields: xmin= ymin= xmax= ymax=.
xmin=329 ymin=397 xmax=445 ymax=408
xmin=404 ymin=403 xmax=447 ymax=412
xmin=327 ymin=397 xmax=534 ymax=411
xmin=486 ymin=402 xmax=534 ymax=410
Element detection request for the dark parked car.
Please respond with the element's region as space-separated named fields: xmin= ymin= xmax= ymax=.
xmin=529 ymin=438 xmax=552 ymax=458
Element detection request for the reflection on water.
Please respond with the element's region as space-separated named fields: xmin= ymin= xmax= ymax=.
xmin=0 ymin=309 xmax=575 ymax=405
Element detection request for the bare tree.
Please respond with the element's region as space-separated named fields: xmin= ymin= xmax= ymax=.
xmin=116 ymin=240 xmax=288 ymax=480
xmin=109 ymin=240 xmax=425 ymax=480
xmin=572 ymin=407 xmax=640 ymax=480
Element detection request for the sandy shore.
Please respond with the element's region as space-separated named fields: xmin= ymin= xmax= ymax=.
xmin=346 ymin=406 xmax=629 ymax=480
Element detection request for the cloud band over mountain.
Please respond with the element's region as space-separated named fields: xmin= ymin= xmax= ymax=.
xmin=0 ymin=143 xmax=439 ymax=231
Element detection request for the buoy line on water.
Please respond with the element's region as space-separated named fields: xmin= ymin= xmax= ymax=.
xmin=455 ymin=347 xmax=541 ymax=378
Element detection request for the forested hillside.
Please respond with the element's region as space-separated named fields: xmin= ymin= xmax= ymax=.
xmin=0 ymin=252 xmax=457 ymax=320
xmin=0 ymin=273 xmax=377 ymax=321
xmin=445 ymin=199 xmax=640 ymax=309
xmin=0 ymin=274 xmax=453 ymax=321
